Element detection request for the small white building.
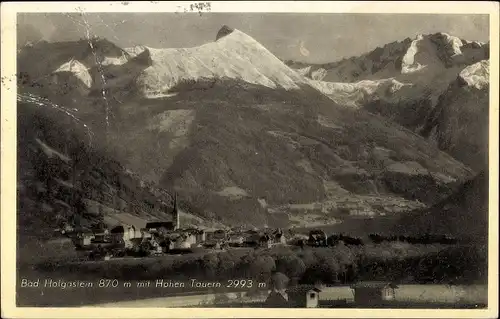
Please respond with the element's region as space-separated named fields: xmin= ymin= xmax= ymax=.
xmin=139 ymin=228 xmax=153 ymax=239
xmin=228 ymin=234 xmax=244 ymax=246
xmin=110 ymin=225 xmax=141 ymax=248
xmin=287 ymin=286 xmax=322 ymax=308
xmin=259 ymin=234 xmax=273 ymax=248
xmin=194 ymin=230 xmax=206 ymax=243
xmin=76 ymin=232 xmax=95 ymax=247
xmin=172 ymin=234 xmax=195 ymax=250
xmin=274 ymin=229 xmax=287 ymax=245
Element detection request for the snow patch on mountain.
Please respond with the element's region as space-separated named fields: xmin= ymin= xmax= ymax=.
xmin=402 ymin=34 xmax=445 ymax=74
xmin=52 ymin=59 xmax=93 ymax=88
xmin=100 ymin=55 xmax=130 ymax=66
xmin=295 ymin=66 xmax=311 ymax=76
xmin=124 ymin=45 xmax=148 ymax=58
xmin=310 ymin=78 xmax=411 ymax=107
xmin=457 ymin=60 xmax=489 ymax=90
xmin=311 ymin=68 xmax=328 ymax=80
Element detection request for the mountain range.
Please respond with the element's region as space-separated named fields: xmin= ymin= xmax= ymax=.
xmin=16 ymin=26 xmax=488 ymax=238
xmin=285 ymin=32 xmax=489 ymax=171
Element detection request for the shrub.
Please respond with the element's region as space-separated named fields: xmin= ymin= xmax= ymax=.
xmin=275 ymin=254 xmax=306 ymax=280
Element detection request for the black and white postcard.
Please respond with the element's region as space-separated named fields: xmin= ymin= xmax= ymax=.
xmin=1 ymin=1 xmax=498 ymax=318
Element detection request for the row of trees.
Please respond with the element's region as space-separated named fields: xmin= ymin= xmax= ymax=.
xmin=39 ymin=243 xmax=487 ymax=286
xmin=305 ymin=233 xmax=459 ymax=248
xmin=327 ymin=234 xmax=364 ymax=246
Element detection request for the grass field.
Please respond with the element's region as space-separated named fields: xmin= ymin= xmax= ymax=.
xmin=87 ymin=284 xmax=488 ymax=308
xmin=319 ymin=284 xmax=488 ymax=304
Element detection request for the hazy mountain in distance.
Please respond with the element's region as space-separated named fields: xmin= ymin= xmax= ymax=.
xmin=287 ymin=33 xmax=489 ymax=170
xmin=17 ymin=26 xmax=474 ymax=228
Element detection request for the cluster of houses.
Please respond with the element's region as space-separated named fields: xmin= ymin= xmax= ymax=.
xmin=74 ymin=224 xmax=288 ymax=258
xmin=69 ymin=212 xmax=365 ymax=258
xmin=68 ymin=195 xmax=291 ymax=258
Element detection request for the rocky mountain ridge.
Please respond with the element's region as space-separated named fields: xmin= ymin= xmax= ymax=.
xmin=285 ymin=32 xmax=489 ymax=82
xmin=286 ymin=32 xmax=490 ymax=170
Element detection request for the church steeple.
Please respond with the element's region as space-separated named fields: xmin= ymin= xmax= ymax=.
xmin=173 ymin=192 xmax=180 ymax=230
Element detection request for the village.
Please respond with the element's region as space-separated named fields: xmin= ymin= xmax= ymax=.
xmin=55 ymin=194 xmax=301 ymax=260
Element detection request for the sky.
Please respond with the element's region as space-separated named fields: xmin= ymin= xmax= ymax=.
xmin=17 ymin=13 xmax=490 ymax=63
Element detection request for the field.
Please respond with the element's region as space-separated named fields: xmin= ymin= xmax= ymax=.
xmin=320 ymin=284 xmax=488 ymax=304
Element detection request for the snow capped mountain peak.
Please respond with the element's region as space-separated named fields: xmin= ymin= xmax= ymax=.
xmin=402 ymin=32 xmax=488 ymax=73
xmin=52 ymin=59 xmax=92 ymax=89
xmin=134 ymin=27 xmax=307 ymax=96
xmin=286 ymin=32 xmax=489 ymax=84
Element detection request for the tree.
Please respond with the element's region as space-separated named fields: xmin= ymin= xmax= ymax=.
xmin=270 ymin=272 xmax=289 ymax=290
xmin=333 ymin=244 xmax=357 ymax=282
xmin=216 ymin=252 xmax=240 ymax=278
xmin=299 ymin=249 xmax=317 ymax=268
xmin=276 ymin=255 xmax=306 ymax=283
xmin=199 ymin=254 xmax=219 ymax=279
xmin=248 ymin=255 xmax=276 ymax=281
